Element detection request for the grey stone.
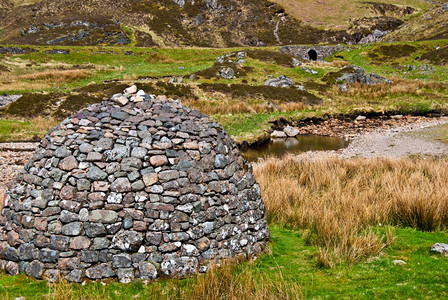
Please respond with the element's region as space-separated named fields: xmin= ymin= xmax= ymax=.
xmin=84 ymin=223 xmax=107 ymax=237
xmin=219 ymin=67 xmax=235 ymax=79
xmin=61 ymin=222 xmax=83 ymax=236
xmin=283 ymin=126 xmax=299 ymax=137
xmin=121 ymin=157 xmax=143 ymax=172
xmin=117 ymin=268 xmax=134 ymax=283
xmin=39 ymin=249 xmax=59 ymax=263
xmin=104 ymin=146 xmax=129 ymax=161
xmin=271 ymin=130 xmax=287 ymax=138
xmin=87 ymin=166 xmax=108 ymax=181
xmin=112 ymin=254 xmax=132 ymax=268
xmin=430 ymin=243 xmax=448 ymax=255
xmin=65 ymin=269 xmax=82 ymax=283
xmin=93 ymin=238 xmax=111 ymax=250
xmin=85 ymin=263 xmax=115 ymax=279
xmin=50 ymin=236 xmax=70 ymax=251
xmin=25 ymin=260 xmax=45 ymax=279
xmin=113 ymin=231 xmax=143 ymax=251
xmin=89 ymin=210 xmax=118 ymax=224
xmin=264 ymin=75 xmax=294 ymax=88
xmin=81 ymin=250 xmax=99 ymax=263
xmin=139 ymin=261 xmax=157 ymax=279
xmin=131 ymin=147 xmax=147 ymax=158
xmin=18 ymin=243 xmax=36 ymax=261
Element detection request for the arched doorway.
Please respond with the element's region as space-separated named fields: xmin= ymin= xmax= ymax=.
xmin=308 ymin=49 xmax=318 ymax=61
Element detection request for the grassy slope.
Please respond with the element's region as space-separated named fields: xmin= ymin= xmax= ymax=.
xmin=0 ymin=40 xmax=447 ymax=142
xmin=1 ymin=226 xmax=447 ymax=299
xmin=270 ymin=0 xmax=431 ymax=29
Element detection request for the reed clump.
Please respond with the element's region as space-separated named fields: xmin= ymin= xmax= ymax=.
xmin=253 ymin=155 xmax=448 ymax=266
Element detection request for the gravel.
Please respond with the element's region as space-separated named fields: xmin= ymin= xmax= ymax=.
xmin=0 ymin=142 xmax=36 ymax=197
xmin=339 ymin=117 xmax=448 ymax=158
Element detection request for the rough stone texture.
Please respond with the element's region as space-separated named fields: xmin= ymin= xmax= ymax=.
xmin=280 ymin=45 xmax=345 ymax=61
xmin=430 ymin=243 xmax=448 ymax=256
xmin=336 ymin=65 xmax=392 ymax=86
xmin=0 ymin=88 xmax=269 ymax=282
xmin=264 ymin=75 xmax=294 ymax=88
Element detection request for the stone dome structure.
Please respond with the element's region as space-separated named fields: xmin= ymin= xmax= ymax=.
xmin=0 ymin=86 xmax=269 ymax=283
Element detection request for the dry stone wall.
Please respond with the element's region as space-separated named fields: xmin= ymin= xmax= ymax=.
xmin=0 ymin=86 xmax=269 ymax=283
xmin=280 ymin=45 xmax=345 ymax=61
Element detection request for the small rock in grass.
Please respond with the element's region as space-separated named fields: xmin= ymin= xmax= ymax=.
xmin=430 ymin=243 xmax=448 ymax=255
xmin=393 ymin=260 xmax=407 ymax=266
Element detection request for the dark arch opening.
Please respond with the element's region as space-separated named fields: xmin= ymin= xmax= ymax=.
xmin=308 ymin=49 xmax=318 ymax=61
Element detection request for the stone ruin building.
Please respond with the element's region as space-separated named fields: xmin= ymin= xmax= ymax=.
xmin=0 ymin=86 xmax=269 ymax=283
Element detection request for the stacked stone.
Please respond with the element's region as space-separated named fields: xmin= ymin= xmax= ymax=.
xmin=0 ymin=85 xmax=269 ymax=283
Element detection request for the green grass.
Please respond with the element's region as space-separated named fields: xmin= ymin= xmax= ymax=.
xmin=0 ymin=118 xmax=58 ymax=142
xmin=0 ymin=119 xmax=33 ymax=142
xmin=1 ymin=225 xmax=448 ymax=299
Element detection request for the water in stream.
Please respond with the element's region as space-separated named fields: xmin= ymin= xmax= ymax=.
xmin=241 ymin=135 xmax=349 ymax=162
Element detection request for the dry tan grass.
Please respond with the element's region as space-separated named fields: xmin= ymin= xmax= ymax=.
xmin=18 ymin=69 xmax=92 ymax=83
xmin=189 ymin=260 xmax=302 ymax=300
xmin=184 ymin=97 xmax=306 ymax=115
xmin=0 ymin=69 xmax=92 ymax=91
xmin=42 ymin=260 xmax=302 ymax=299
xmin=338 ymin=77 xmax=424 ymax=99
xmin=253 ymin=155 xmax=448 ymax=266
xmin=326 ymin=60 xmax=351 ymax=68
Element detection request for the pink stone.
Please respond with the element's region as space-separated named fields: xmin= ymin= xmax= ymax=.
xmin=60 ymin=186 xmax=76 ymax=200
xmin=149 ymin=155 xmax=168 ymax=167
xmin=58 ymin=156 xmax=78 ymax=171
xmin=93 ymin=181 xmax=110 ymax=192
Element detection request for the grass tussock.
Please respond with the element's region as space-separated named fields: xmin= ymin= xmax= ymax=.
xmin=254 ymin=156 xmax=448 ymax=266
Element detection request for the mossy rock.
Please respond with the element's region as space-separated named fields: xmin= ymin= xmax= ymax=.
xmin=321 ymin=66 xmax=358 ymax=84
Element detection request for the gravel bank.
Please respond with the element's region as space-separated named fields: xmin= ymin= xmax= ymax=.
xmin=339 ymin=117 xmax=448 ymax=158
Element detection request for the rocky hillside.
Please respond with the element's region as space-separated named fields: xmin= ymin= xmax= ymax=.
xmin=0 ymin=0 xmax=446 ymax=47
xmin=0 ymin=0 xmax=349 ymax=47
